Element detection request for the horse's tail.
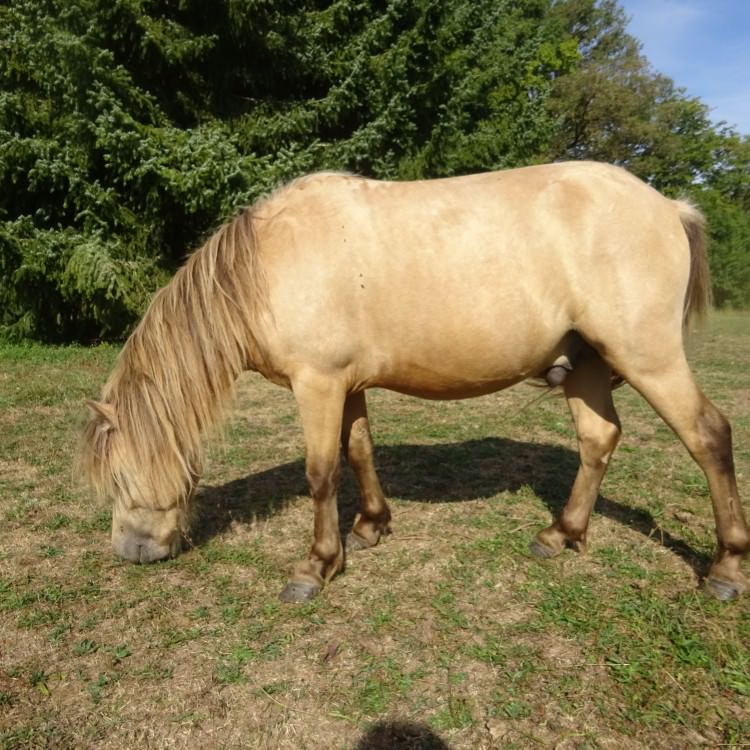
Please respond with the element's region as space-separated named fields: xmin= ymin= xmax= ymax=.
xmin=675 ymin=199 xmax=712 ymax=326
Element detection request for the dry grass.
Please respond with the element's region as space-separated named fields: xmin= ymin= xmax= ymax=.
xmin=1 ymin=312 xmax=749 ymax=749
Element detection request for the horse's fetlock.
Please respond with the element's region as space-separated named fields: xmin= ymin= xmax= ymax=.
xmin=375 ymin=505 xmax=392 ymax=528
xmin=557 ymin=511 xmax=588 ymax=541
xmin=724 ymin=527 xmax=750 ymax=556
xmin=352 ymin=511 xmax=390 ymax=548
xmin=312 ymin=536 xmax=343 ymax=564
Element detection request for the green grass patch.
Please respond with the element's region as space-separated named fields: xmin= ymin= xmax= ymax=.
xmin=1 ymin=312 xmax=749 ymax=748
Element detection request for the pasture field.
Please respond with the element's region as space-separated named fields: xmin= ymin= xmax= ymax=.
xmin=1 ymin=312 xmax=749 ymax=749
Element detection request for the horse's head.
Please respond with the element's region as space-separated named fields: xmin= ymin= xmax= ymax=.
xmin=81 ymin=399 xmax=194 ymax=563
xmin=80 ymin=210 xmax=257 ymax=564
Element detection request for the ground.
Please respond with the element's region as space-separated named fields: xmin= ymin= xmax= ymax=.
xmin=1 ymin=312 xmax=749 ymax=749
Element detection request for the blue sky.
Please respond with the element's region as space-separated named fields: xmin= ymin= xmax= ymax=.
xmin=618 ymin=0 xmax=750 ymax=135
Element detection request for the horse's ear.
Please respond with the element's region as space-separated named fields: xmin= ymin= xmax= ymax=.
xmin=85 ymin=400 xmax=118 ymax=432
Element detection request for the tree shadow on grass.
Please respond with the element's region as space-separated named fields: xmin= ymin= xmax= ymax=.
xmin=353 ymin=720 xmax=450 ymax=750
xmin=192 ymin=437 xmax=711 ymax=577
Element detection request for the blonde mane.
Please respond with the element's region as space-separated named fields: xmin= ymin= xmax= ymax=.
xmin=80 ymin=207 xmax=267 ymax=511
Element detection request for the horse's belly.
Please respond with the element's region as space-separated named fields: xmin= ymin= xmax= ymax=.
xmin=360 ymin=325 xmax=571 ymax=398
xmin=374 ymin=370 xmax=524 ymax=400
xmin=265 ymin=292 xmax=572 ymax=395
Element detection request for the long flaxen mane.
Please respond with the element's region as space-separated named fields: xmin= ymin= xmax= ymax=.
xmin=80 ymin=207 xmax=267 ymax=512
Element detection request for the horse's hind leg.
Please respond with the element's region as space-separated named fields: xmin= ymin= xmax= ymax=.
xmin=342 ymin=391 xmax=392 ymax=551
xmin=279 ymin=373 xmax=347 ymax=603
xmin=626 ymin=357 xmax=750 ymax=599
xmin=532 ymin=347 xmax=621 ymax=557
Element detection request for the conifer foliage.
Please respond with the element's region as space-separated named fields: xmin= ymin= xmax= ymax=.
xmin=1 ymin=0 xmax=748 ymax=340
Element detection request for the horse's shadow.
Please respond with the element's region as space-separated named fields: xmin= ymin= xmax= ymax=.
xmin=192 ymin=437 xmax=711 ymax=575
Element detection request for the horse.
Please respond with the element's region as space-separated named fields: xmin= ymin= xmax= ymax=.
xmin=80 ymin=161 xmax=750 ymax=603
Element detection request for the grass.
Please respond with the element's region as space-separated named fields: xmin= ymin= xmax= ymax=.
xmin=0 ymin=311 xmax=749 ymax=749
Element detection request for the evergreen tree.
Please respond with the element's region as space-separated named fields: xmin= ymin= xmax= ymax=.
xmin=1 ymin=0 xmax=747 ymax=341
xmin=0 ymin=0 xmax=577 ymax=340
xmin=0 ymin=0 xmax=258 ymax=340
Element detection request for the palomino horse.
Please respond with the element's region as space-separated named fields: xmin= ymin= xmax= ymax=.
xmin=80 ymin=161 xmax=750 ymax=602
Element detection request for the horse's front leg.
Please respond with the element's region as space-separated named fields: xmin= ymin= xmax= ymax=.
xmin=279 ymin=374 xmax=346 ymax=603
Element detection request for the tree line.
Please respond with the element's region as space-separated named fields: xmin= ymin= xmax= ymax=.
xmin=1 ymin=0 xmax=748 ymax=341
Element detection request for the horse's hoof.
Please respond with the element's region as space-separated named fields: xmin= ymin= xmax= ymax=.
xmin=346 ymin=531 xmax=373 ymax=552
xmin=703 ymin=577 xmax=740 ymax=602
xmin=279 ymin=581 xmax=320 ymax=603
xmin=529 ymin=539 xmax=557 ymax=559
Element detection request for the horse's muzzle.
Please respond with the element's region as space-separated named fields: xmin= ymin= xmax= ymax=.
xmin=113 ymin=533 xmax=180 ymax=563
